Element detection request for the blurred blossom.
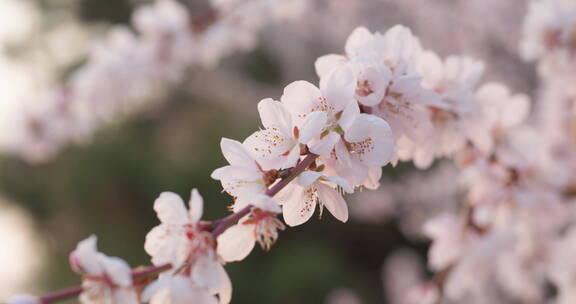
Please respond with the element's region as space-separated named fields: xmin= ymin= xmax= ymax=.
xmin=324 ymin=289 xmax=363 ymax=304
xmin=0 ymin=0 xmax=39 ymax=46
xmin=0 ymin=200 xmax=45 ymax=298
xmin=350 ymin=163 xmax=461 ymax=238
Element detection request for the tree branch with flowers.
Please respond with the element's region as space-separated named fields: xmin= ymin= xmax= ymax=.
xmin=6 ymin=0 xmax=576 ymax=303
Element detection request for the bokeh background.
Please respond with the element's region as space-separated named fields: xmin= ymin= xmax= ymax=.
xmin=0 ymin=0 xmax=534 ymax=303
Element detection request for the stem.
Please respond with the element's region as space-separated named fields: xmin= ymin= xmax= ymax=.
xmin=40 ymin=286 xmax=82 ymax=304
xmin=38 ymin=264 xmax=173 ymax=303
xmin=266 ymin=153 xmax=318 ymax=197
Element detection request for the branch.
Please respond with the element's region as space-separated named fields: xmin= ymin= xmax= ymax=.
xmin=35 ymin=153 xmax=318 ymax=303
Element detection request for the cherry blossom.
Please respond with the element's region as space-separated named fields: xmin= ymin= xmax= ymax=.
xmin=211 ymin=138 xmax=271 ymax=209
xmin=280 ymin=67 xmax=358 ymax=155
xmin=243 ymin=98 xmax=319 ymax=170
xmin=217 ymin=195 xmax=283 ymax=262
xmin=465 ymin=82 xmax=530 ymax=155
xmin=315 ymin=26 xmax=443 ymax=147
xmin=275 ymin=170 xmax=352 ymax=226
xmin=395 ymin=53 xmax=484 ymax=168
xmin=69 ymin=236 xmax=138 ymax=304
xmin=318 ymin=113 xmax=394 ymax=187
xmin=144 ymin=190 xmax=231 ymax=303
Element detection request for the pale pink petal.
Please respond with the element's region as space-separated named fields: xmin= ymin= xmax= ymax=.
xmin=345 ymin=26 xmax=373 ymax=57
xmin=210 ymin=263 xmax=232 ymax=304
xmin=70 ymin=235 xmax=103 ymax=276
xmin=363 ymin=166 xmax=382 ymax=190
xmin=220 ymin=138 xmax=258 ymax=170
xmin=299 ymin=111 xmax=328 ymax=144
xmin=217 ymin=223 xmax=256 ymax=262
xmin=322 ymin=175 xmax=353 ymax=194
xmin=309 ymin=132 xmax=340 ymax=155
xmin=243 ymin=129 xmax=294 ymax=169
xmin=111 ymin=288 xmax=139 ymax=304
xmin=355 ymin=64 xmax=390 ymax=106
xmin=338 ymin=97 xmax=361 ymax=131
xmin=344 ymin=114 xmax=394 ymax=167
xmin=281 ymin=184 xmax=316 ymax=227
xmin=295 ymin=171 xmax=323 ymax=188
xmin=281 ymin=80 xmax=322 ymax=125
xmin=102 ymin=256 xmax=133 ymax=287
xmin=316 ymin=183 xmax=349 ymax=223
xmin=319 ymin=65 xmax=356 ymax=112
xmin=210 ymin=166 xmax=262 ymax=182
xmin=145 ymin=225 xmax=189 ymax=267
xmin=252 ymin=194 xmax=281 ymax=213
xmin=257 ymin=98 xmax=293 ymax=137
xmin=192 ymin=255 xmax=222 ymax=290
xmin=283 ymin=145 xmax=301 ymax=169
xmin=501 ymin=94 xmax=530 ymax=129
xmin=315 ymin=54 xmax=347 ymax=78
xmin=154 ymin=192 xmax=189 ymax=225
xmin=188 ymin=188 xmax=203 ymax=224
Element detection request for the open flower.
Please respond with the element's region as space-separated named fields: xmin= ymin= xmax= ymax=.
xmin=465 ymin=83 xmax=530 ymax=155
xmin=211 ymin=138 xmax=271 ymax=208
xmin=315 ymin=26 xmax=442 ymax=146
xmin=395 ymin=53 xmax=484 ymax=168
xmin=145 ymin=189 xmax=231 ymax=304
xmin=69 ymin=236 xmax=138 ymax=304
xmin=217 ymin=195 xmax=283 ymax=262
xmin=281 ymin=66 xmax=358 ymax=156
xmin=275 ymin=171 xmax=353 ymax=226
xmin=243 ymin=98 xmax=324 ymax=170
xmin=319 ymin=113 xmax=394 ymax=187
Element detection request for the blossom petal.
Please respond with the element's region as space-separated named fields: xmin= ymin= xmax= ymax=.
xmin=322 ymin=175 xmax=353 ymax=194
xmin=299 ymin=111 xmax=328 ymax=144
xmin=210 ymin=263 xmax=232 ymax=304
xmin=220 ymin=138 xmax=259 ymax=170
xmin=319 ymin=65 xmax=356 ymax=112
xmin=345 ymin=26 xmax=373 ymax=57
xmin=281 ymin=184 xmax=316 ymax=227
xmin=344 ymin=114 xmax=394 ymax=166
xmin=316 ymin=183 xmax=349 ymax=223
xmin=217 ymin=223 xmax=256 ymax=262
xmin=252 ymin=194 xmax=281 ymax=213
xmin=309 ymin=131 xmax=341 ymax=155
xmin=295 ymin=171 xmax=323 ymax=188
xmin=281 ymin=80 xmax=322 ymax=125
xmin=70 ymin=235 xmax=102 ymax=276
xmin=192 ymin=255 xmax=222 ymax=290
xmin=243 ymin=129 xmax=295 ymax=170
xmin=257 ymin=98 xmax=293 ymax=137
xmin=363 ymin=166 xmax=382 ymax=190
xmin=315 ymin=54 xmax=347 ymax=78
xmin=188 ymin=188 xmax=203 ymax=224
xmin=102 ymin=256 xmax=133 ymax=287
xmin=145 ymin=225 xmax=189 ymax=267
xmin=154 ymin=192 xmax=189 ymax=225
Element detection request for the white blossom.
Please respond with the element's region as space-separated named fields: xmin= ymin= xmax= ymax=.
xmin=217 ymin=195 xmax=283 ymax=262
xmin=69 ymin=236 xmax=138 ymax=304
xmin=145 ymin=190 xmax=231 ymax=303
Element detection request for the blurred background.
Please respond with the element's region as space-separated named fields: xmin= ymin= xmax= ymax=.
xmin=0 ymin=0 xmax=534 ymax=303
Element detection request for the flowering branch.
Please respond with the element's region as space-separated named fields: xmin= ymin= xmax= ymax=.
xmin=30 ymin=153 xmax=319 ymax=304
